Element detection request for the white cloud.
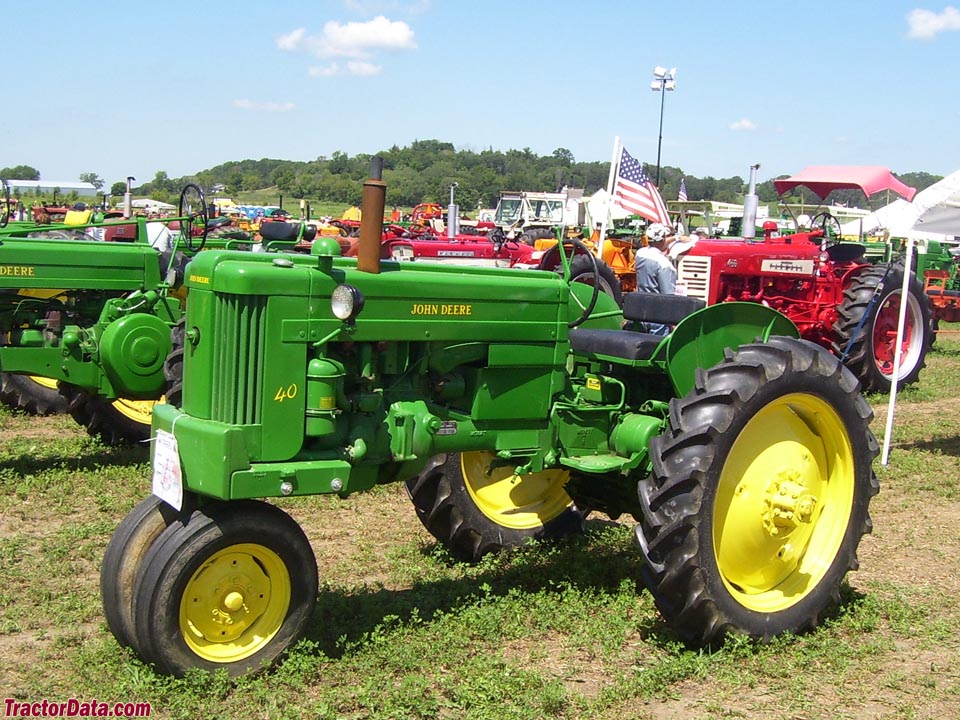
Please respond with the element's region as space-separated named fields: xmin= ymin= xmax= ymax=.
xmin=277 ymin=27 xmax=305 ymax=51
xmin=309 ymin=61 xmax=383 ymax=77
xmin=907 ymin=6 xmax=960 ymax=38
xmin=346 ymin=60 xmax=382 ymax=75
xmin=729 ymin=118 xmax=758 ymax=131
xmin=276 ymin=15 xmax=416 ymax=59
xmin=232 ymin=99 xmax=296 ymax=112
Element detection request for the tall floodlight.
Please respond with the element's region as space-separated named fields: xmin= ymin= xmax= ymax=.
xmin=650 ymin=66 xmax=677 ymax=188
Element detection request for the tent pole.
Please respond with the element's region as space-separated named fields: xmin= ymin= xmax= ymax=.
xmin=881 ymin=236 xmax=915 ymax=466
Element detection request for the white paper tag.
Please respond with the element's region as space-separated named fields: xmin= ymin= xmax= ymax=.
xmin=152 ymin=429 xmax=183 ymax=511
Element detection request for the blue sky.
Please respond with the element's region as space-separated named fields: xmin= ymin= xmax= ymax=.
xmin=6 ymin=0 xmax=959 ymax=189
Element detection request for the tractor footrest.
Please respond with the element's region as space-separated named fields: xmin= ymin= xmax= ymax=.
xmin=559 ymin=453 xmax=627 ymax=472
xmin=569 ymin=328 xmax=663 ymax=361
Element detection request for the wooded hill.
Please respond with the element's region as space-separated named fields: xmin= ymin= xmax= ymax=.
xmin=8 ymin=141 xmax=943 ymax=210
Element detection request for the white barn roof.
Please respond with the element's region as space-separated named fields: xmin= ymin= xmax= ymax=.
xmin=5 ymin=180 xmax=98 ymax=196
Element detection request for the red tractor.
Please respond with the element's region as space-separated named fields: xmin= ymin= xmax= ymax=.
xmin=676 ymin=166 xmax=932 ymax=393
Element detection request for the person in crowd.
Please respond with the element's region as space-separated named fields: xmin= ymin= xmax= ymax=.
xmin=635 ymin=223 xmax=676 ymax=294
xmin=634 ymin=223 xmax=677 ymax=335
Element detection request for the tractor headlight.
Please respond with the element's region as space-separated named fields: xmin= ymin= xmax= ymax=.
xmin=331 ymin=284 xmax=364 ymax=322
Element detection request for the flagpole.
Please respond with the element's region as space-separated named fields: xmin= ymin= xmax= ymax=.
xmin=598 ymin=136 xmax=621 ymax=259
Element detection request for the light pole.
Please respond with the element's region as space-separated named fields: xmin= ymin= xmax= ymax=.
xmin=650 ymin=66 xmax=677 ymax=188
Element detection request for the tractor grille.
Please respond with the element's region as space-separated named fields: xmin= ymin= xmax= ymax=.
xmin=211 ymin=294 xmax=267 ymax=425
xmin=677 ymin=256 xmax=711 ymax=302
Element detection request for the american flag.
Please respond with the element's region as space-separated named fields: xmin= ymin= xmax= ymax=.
xmin=613 ymin=148 xmax=670 ymax=225
xmin=678 ymin=177 xmax=688 ymax=202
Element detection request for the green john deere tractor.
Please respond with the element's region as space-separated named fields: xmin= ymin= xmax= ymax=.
xmin=0 ymin=181 xmax=212 ymax=443
xmin=101 ymin=160 xmax=879 ymax=677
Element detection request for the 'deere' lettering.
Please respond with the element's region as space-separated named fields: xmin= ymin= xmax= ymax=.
xmin=0 ymin=265 xmax=36 ymax=276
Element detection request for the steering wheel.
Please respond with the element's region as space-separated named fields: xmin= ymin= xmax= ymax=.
xmin=177 ymin=183 xmax=209 ymax=252
xmin=0 ymin=178 xmax=9 ymax=228
xmin=810 ymin=211 xmax=842 ymax=242
xmin=486 ymin=226 xmax=506 ymax=252
xmin=558 ymin=238 xmax=601 ymax=328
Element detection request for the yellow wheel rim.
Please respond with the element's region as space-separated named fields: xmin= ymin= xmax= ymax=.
xmin=713 ymin=393 xmax=855 ymax=613
xmin=461 ymin=451 xmax=572 ymax=530
xmin=180 ymin=543 xmax=291 ymax=663
xmin=28 ymin=375 xmax=59 ymax=391
xmin=111 ymin=397 xmax=162 ymax=425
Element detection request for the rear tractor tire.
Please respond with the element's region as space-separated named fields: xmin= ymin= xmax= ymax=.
xmin=832 ymin=263 xmax=932 ymax=392
xmin=568 ymin=253 xmax=624 ymax=307
xmin=636 ymin=336 xmax=879 ymax=646
xmin=59 ymin=383 xmax=159 ymax=446
xmin=0 ymin=373 xmax=68 ymax=415
xmin=405 ymin=451 xmax=584 ymax=562
xmin=131 ymin=500 xmax=318 ymax=677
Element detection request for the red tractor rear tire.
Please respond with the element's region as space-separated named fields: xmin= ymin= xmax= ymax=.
xmin=832 ymin=263 xmax=932 ymax=392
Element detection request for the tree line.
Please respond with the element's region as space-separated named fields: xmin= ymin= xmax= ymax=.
xmin=3 ymin=144 xmax=945 ymax=211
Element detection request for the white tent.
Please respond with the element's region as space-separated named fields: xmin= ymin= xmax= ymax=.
xmin=130 ymin=198 xmax=176 ymax=210
xmin=585 ymin=188 xmax=631 ymax=229
xmin=839 ymin=170 xmax=960 ymax=241
xmin=912 ymin=170 xmax=960 ymax=235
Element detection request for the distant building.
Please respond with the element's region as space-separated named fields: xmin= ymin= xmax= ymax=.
xmin=5 ymin=180 xmax=98 ymax=197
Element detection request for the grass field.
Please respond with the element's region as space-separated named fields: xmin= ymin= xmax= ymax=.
xmin=1 ymin=332 xmax=959 ymax=719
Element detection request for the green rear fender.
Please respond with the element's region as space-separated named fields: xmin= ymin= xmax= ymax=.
xmin=665 ymin=302 xmax=799 ymax=397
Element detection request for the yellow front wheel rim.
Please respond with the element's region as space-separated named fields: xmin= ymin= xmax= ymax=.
xmin=713 ymin=393 xmax=855 ymax=613
xmin=180 ymin=543 xmax=291 ymax=663
xmin=461 ymin=451 xmax=572 ymax=530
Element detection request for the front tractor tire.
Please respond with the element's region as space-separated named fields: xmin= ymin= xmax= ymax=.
xmin=131 ymin=500 xmax=318 ymax=677
xmin=833 ymin=263 xmax=932 ymax=392
xmin=636 ymin=336 xmax=879 ymax=646
xmin=406 ymin=452 xmax=584 ymax=562
xmin=101 ymin=495 xmax=193 ymax=653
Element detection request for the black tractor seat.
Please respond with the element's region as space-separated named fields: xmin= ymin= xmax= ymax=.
xmin=569 ymin=292 xmax=706 ymax=361
xmin=259 ymin=221 xmax=318 ymax=243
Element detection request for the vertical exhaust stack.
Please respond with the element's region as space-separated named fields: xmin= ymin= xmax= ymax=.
xmin=742 ymin=163 xmax=761 ymax=240
xmin=123 ymin=176 xmax=135 ymax=219
xmin=357 ymin=157 xmax=386 ymax=274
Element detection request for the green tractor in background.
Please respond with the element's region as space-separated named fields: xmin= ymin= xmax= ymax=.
xmin=100 ymin=159 xmax=880 ymax=678
xmin=0 ymin=178 xmax=317 ymax=443
xmin=0 ymin=180 xmax=213 ymax=443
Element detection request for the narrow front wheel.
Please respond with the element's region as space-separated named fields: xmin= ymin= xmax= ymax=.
xmin=101 ymin=496 xmax=191 ymax=652
xmin=132 ymin=500 xmax=317 ymax=677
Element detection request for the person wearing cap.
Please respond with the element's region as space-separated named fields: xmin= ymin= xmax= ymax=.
xmin=635 ymin=223 xmax=677 ymax=295
xmin=634 ymin=223 xmax=678 ymax=335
